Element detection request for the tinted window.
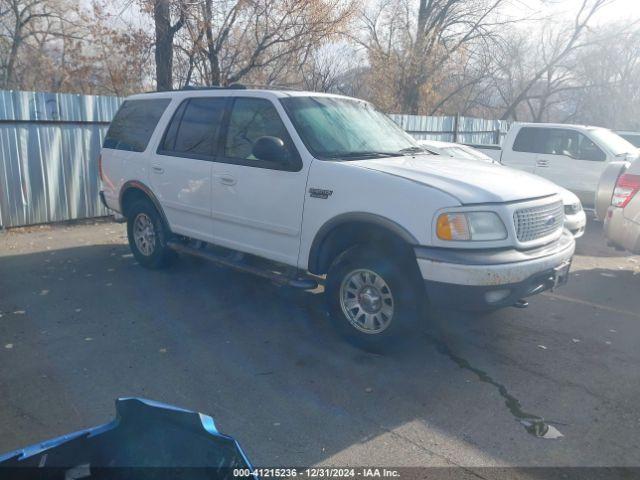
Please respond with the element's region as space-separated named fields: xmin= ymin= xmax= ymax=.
xmin=512 ymin=127 xmax=539 ymax=153
xmin=161 ymin=98 xmax=226 ymax=158
xmin=104 ymin=99 xmax=170 ymax=152
xmin=224 ymin=98 xmax=292 ymax=162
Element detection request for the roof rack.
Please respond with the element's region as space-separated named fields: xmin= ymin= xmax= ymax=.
xmin=180 ymin=83 xmax=247 ymax=91
xmin=177 ymin=83 xmax=305 ymax=92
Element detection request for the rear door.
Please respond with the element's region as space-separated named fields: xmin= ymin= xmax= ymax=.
xmin=149 ymin=97 xmax=227 ymax=241
xmin=210 ymin=96 xmax=308 ymax=266
xmin=502 ymin=127 xmax=538 ymax=173
xmin=534 ymin=128 xmax=607 ymax=207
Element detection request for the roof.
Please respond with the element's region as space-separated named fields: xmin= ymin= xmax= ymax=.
xmin=513 ymin=122 xmax=605 ymax=131
xmin=126 ymin=87 xmax=356 ymax=102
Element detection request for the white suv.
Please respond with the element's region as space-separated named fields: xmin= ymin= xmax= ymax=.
xmin=99 ymin=87 xmax=575 ymax=351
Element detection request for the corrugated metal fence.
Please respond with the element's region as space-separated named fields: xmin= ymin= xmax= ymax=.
xmin=389 ymin=113 xmax=510 ymax=145
xmin=0 ymin=90 xmax=123 ymax=228
xmin=0 ymin=90 xmax=509 ymax=228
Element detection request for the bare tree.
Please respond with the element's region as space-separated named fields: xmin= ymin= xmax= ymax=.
xmin=359 ymin=0 xmax=509 ymax=114
xmin=144 ymin=0 xmax=185 ymax=91
xmin=0 ymin=0 xmax=53 ymax=88
xmin=495 ymin=0 xmax=614 ymax=120
xmin=172 ymin=0 xmax=355 ymax=88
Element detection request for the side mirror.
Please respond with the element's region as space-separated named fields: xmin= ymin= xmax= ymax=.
xmin=252 ymin=136 xmax=287 ymax=163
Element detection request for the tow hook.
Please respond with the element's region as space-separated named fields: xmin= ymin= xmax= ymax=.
xmin=513 ymin=299 xmax=529 ymax=309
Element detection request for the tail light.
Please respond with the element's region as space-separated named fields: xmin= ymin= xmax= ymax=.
xmin=98 ymin=154 xmax=104 ymax=181
xmin=611 ymin=173 xmax=640 ymax=208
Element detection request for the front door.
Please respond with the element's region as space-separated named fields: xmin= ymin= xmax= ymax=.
xmin=210 ymin=97 xmax=308 ymax=266
xmin=534 ymin=128 xmax=607 ymax=207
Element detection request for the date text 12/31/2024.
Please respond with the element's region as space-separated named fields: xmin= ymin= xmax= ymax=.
xmin=233 ymin=468 xmax=401 ymax=478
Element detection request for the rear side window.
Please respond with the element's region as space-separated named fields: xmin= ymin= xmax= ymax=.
xmin=160 ymin=97 xmax=227 ymax=159
xmin=104 ymin=99 xmax=170 ymax=152
xmin=512 ymin=127 xmax=540 ymax=153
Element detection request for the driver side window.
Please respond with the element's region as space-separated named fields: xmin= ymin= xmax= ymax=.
xmin=224 ymin=98 xmax=292 ymax=163
xmin=541 ymin=129 xmax=579 ymax=157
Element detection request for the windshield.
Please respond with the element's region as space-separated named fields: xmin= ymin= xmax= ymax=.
xmin=589 ymin=128 xmax=637 ymax=155
xmin=619 ymin=133 xmax=640 ymax=148
xmin=280 ymin=96 xmax=422 ymax=159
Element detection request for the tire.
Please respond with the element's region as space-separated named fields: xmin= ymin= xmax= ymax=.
xmin=325 ymin=246 xmax=424 ymax=353
xmin=126 ymin=199 xmax=174 ymax=269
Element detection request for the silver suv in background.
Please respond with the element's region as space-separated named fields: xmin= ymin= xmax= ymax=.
xmin=599 ymin=158 xmax=640 ymax=254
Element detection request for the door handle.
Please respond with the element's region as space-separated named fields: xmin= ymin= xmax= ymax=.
xmin=217 ymin=174 xmax=237 ymax=186
xmin=536 ymin=160 xmax=549 ymax=167
xmin=152 ymin=166 xmax=164 ymax=174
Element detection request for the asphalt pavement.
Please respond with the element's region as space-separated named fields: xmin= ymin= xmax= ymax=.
xmin=1 ymin=218 xmax=639 ymax=472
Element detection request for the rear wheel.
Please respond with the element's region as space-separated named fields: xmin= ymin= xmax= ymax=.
xmin=126 ymin=200 xmax=174 ymax=269
xmin=326 ymin=246 xmax=423 ymax=352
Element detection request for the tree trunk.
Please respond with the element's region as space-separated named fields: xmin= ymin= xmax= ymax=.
xmin=203 ymin=0 xmax=221 ymax=86
xmin=402 ymin=78 xmax=421 ymax=114
xmin=154 ymin=0 xmax=174 ymax=91
xmin=3 ymin=20 xmax=23 ymax=89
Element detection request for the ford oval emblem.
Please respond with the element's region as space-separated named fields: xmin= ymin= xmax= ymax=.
xmin=544 ymin=215 xmax=556 ymax=226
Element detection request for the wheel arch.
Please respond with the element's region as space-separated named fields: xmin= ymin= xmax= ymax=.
xmin=307 ymin=213 xmax=419 ymax=275
xmin=119 ymin=181 xmax=169 ymax=226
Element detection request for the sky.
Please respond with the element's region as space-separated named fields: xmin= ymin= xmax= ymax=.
xmin=511 ymin=0 xmax=640 ymax=24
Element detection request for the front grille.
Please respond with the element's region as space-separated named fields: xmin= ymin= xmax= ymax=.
xmin=514 ymin=201 xmax=564 ymax=242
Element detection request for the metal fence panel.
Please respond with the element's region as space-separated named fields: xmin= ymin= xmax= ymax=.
xmin=0 ymin=90 xmax=122 ymax=228
xmin=0 ymin=124 xmax=111 ymax=227
xmin=0 ymin=90 xmax=122 ymax=122
xmin=389 ymin=113 xmax=510 ymax=145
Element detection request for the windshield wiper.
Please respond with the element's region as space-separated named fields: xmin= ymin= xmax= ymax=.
xmin=324 ymin=151 xmax=399 ymax=160
xmin=397 ymin=146 xmax=427 ymax=155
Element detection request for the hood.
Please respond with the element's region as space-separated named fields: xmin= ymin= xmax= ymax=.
xmin=349 ymin=155 xmax=561 ymax=204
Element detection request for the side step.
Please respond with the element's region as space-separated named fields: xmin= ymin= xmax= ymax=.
xmin=167 ymin=241 xmax=318 ymax=289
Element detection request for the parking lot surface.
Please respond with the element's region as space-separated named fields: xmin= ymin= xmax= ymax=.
xmin=1 ymin=219 xmax=639 ymax=470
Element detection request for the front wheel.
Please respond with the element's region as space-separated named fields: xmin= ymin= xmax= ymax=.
xmin=325 ymin=247 xmax=424 ymax=352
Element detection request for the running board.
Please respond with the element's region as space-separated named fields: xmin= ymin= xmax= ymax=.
xmin=167 ymin=241 xmax=318 ymax=289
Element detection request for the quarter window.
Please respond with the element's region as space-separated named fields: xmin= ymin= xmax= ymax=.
xmin=104 ymin=99 xmax=170 ymax=152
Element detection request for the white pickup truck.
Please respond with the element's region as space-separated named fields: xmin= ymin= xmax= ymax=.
xmin=475 ymin=123 xmax=639 ymax=209
xmin=99 ymin=88 xmax=575 ymax=351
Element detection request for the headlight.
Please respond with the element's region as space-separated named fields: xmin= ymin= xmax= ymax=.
xmin=564 ymin=202 xmax=583 ymax=215
xmin=436 ymin=212 xmax=507 ymax=241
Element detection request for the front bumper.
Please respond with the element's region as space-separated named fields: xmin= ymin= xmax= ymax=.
xmin=415 ymin=230 xmax=576 ymax=310
xmin=604 ymin=206 xmax=640 ymax=254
